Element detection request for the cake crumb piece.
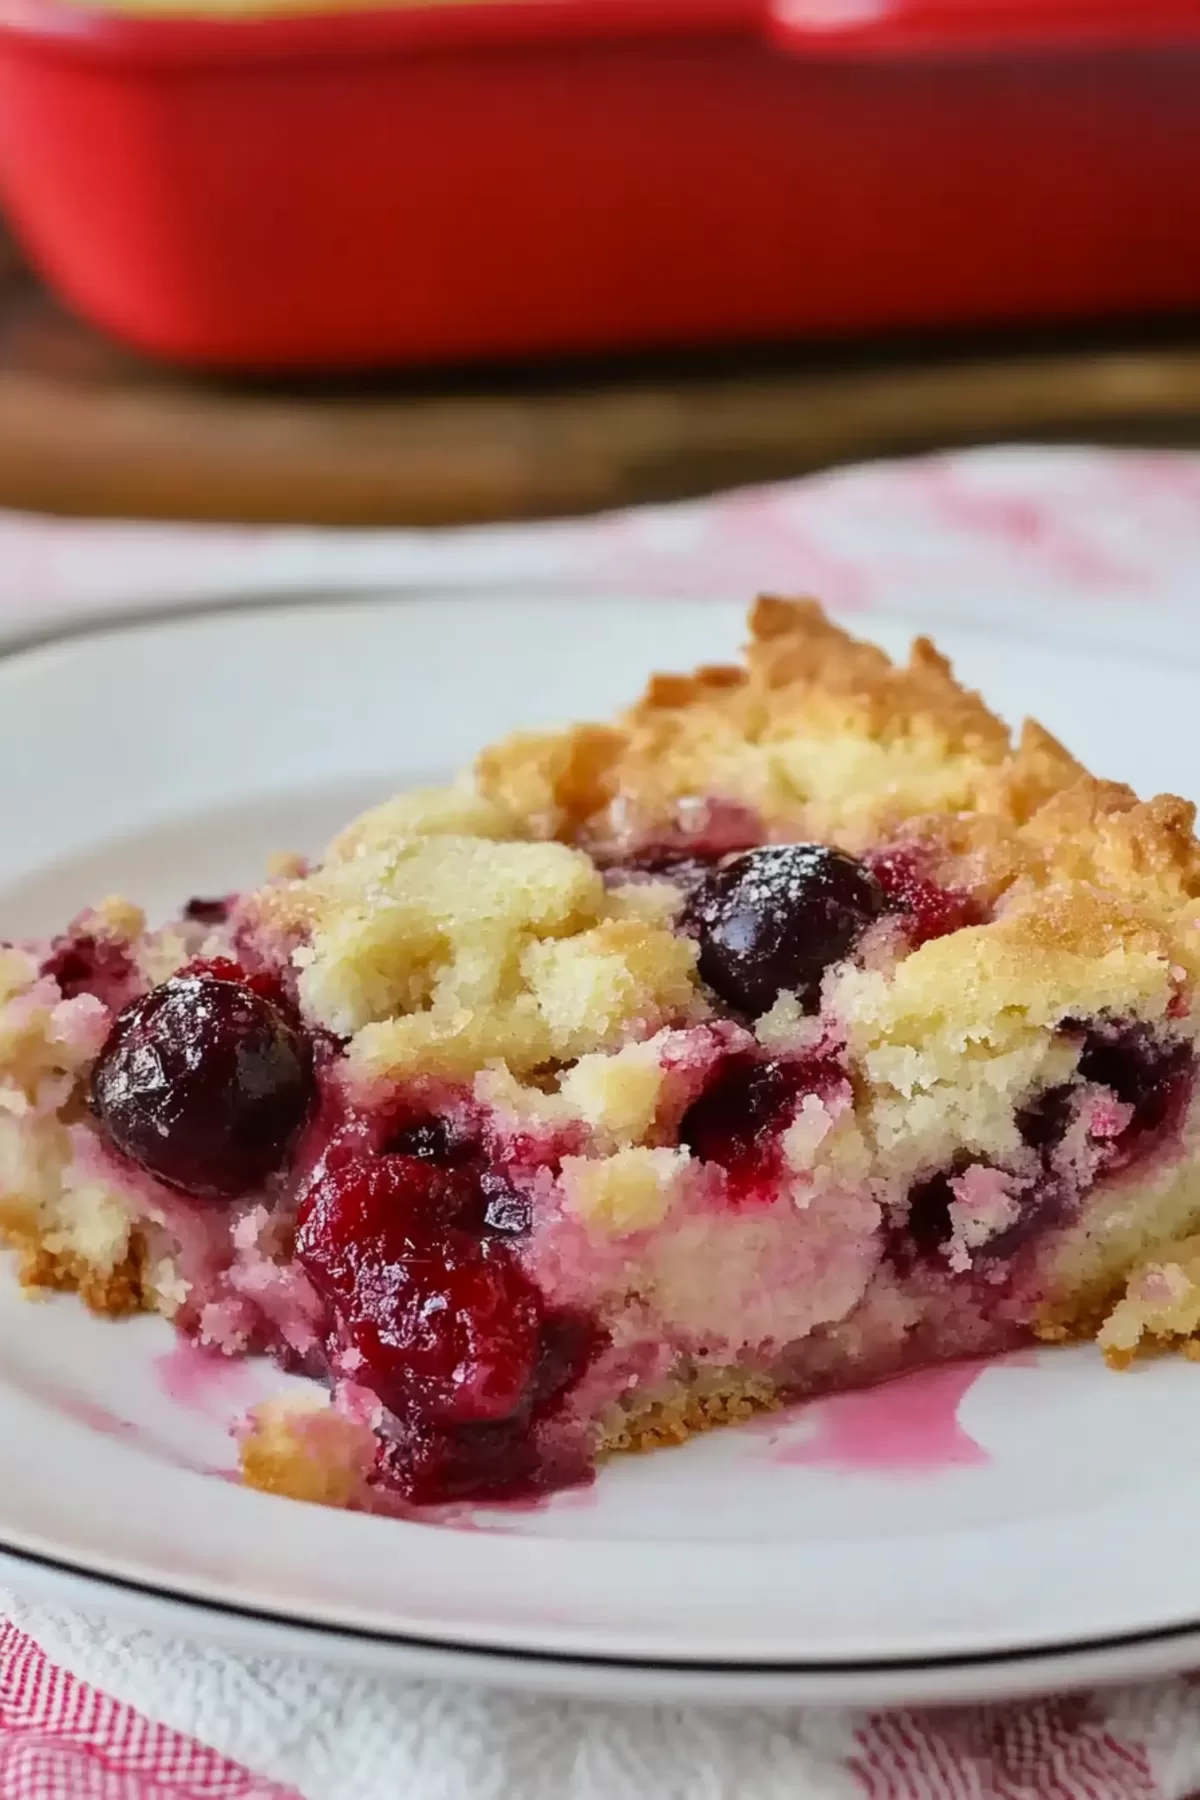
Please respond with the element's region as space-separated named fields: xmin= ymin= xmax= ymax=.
xmin=559 ymin=1039 xmax=665 ymax=1146
xmin=561 ymin=1145 xmax=688 ymax=1236
xmin=1097 ymin=1236 xmax=1200 ymax=1364
xmin=239 ymin=1395 xmax=375 ymax=1509
xmin=15 ymin=1231 xmax=148 ymax=1318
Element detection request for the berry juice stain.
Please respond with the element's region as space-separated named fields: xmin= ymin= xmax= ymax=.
xmin=155 ymin=1337 xmax=254 ymax=1418
xmin=767 ymin=1361 xmax=993 ymax=1473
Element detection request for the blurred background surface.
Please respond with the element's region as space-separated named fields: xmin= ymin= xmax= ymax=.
xmin=0 ymin=0 xmax=1198 ymax=524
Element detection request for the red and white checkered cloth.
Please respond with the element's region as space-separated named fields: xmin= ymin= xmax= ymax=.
xmin=4 ymin=446 xmax=1200 ymax=1800
xmin=0 ymin=1623 xmax=296 ymax=1798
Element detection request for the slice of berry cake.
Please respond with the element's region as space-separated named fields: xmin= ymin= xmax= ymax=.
xmin=4 ymin=596 xmax=1200 ymax=1511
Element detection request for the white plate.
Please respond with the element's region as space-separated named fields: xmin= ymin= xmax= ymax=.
xmin=6 ymin=591 xmax=1200 ymax=1708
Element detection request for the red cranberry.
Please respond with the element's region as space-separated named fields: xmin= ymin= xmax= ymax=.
xmin=348 ymin=1239 xmax=541 ymax=1427
xmin=682 ymin=1055 xmax=799 ymax=1165
xmin=684 ymin=844 xmax=884 ymax=1014
xmin=296 ymin=1151 xmax=543 ymax=1428
xmin=90 ymin=973 xmax=313 ymax=1199
xmin=296 ymin=1152 xmax=466 ymax=1302
xmin=866 ymin=848 xmax=981 ymax=947
xmin=372 ymin=1307 xmax=605 ymax=1504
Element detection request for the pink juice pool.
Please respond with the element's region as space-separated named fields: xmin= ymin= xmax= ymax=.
xmin=770 ymin=1362 xmax=994 ymax=1474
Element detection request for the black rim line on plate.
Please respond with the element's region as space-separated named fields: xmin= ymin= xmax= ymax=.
xmin=3 ymin=582 xmax=1200 ymax=1676
xmin=7 ymin=1532 xmax=1200 ymax=1677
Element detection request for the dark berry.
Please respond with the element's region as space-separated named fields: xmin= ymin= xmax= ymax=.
xmin=897 ymin=1156 xmax=1063 ymax=1274
xmin=1076 ymin=1021 xmax=1193 ymax=1141
xmin=684 ymin=844 xmax=884 ymax=1014
xmin=681 ymin=1055 xmax=802 ymax=1166
xmin=529 ymin=1308 xmax=605 ymax=1411
xmin=90 ymin=973 xmax=313 ymax=1199
xmin=182 ymin=896 xmax=231 ymax=926
xmin=1017 ymin=1023 xmax=1194 ymax=1176
xmin=679 ymin=1051 xmax=842 ymax=1202
xmin=1017 ymin=1084 xmax=1075 ymax=1152
xmin=866 ymin=847 xmax=981 ymax=947
xmin=902 ymin=1167 xmax=957 ymax=1258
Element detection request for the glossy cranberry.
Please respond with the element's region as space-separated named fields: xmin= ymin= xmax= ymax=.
xmin=90 ymin=973 xmax=313 ymax=1199
xmin=866 ymin=848 xmax=981 ymax=947
xmin=40 ymin=932 xmax=133 ymax=1002
xmin=372 ymin=1305 xmax=605 ymax=1504
xmin=684 ymin=844 xmax=885 ymax=1014
xmin=297 ymin=1153 xmax=464 ymax=1299
xmin=348 ymin=1237 xmax=542 ymax=1426
xmin=296 ymin=1151 xmax=543 ymax=1428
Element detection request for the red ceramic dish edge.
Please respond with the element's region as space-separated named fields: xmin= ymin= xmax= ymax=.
xmin=1 ymin=0 xmax=1198 ymax=71
xmin=1 ymin=0 xmax=1199 ymax=369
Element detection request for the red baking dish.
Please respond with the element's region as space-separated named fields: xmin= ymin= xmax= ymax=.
xmin=0 ymin=0 xmax=1197 ymax=370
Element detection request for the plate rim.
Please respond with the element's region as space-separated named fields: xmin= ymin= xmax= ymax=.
xmin=9 ymin=1525 xmax=1200 ymax=1682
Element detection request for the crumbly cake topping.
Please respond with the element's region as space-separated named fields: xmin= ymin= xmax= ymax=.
xmin=477 ymin=596 xmax=1017 ymax=848
xmin=226 ymin=598 xmax=1200 ymax=1139
xmin=476 ymin=596 xmax=1200 ymax=968
xmin=248 ymin=833 xmax=702 ymax=1082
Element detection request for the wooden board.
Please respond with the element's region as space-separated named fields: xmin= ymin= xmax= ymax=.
xmin=1 ymin=232 xmax=1199 ymax=526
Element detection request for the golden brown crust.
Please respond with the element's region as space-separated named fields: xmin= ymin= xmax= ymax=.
xmin=238 ymin=1398 xmax=375 ymax=1509
xmin=473 ymin=596 xmax=1200 ymax=974
xmin=6 ymin=1222 xmax=150 ymax=1319
xmin=598 ymin=1367 xmax=782 ymax=1454
xmin=475 ymin=596 xmax=1017 ymax=846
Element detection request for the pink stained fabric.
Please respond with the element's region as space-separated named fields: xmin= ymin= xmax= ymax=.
xmin=0 ymin=1623 xmax=299 ymax=1799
